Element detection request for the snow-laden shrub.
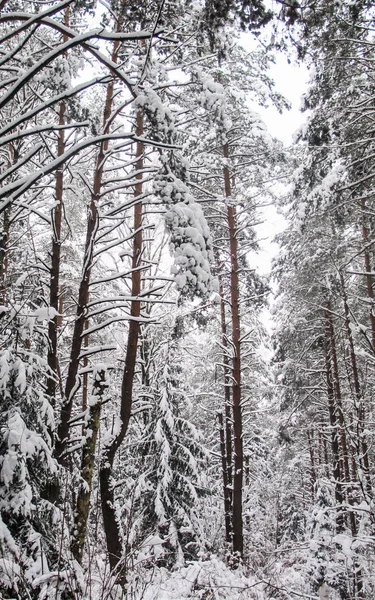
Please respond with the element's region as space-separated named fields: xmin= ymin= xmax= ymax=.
xmin=0 ymin=307 xmax=80 ymax=599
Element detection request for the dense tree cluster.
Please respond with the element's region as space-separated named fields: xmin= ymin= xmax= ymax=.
xmin=1 ymin=0 xmax=375 ymax=599
xmin=274 ymin=2 xmax=375 ymax=598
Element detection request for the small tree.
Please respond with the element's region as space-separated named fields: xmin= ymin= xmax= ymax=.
xmin=131 ymin=323 xmax=208 ymax=568
xmin=0 ymin=302 xmax=76 ymax=599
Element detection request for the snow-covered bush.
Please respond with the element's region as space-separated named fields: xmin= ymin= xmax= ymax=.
xmin=0 ymin=307 xmax=78 ymax=599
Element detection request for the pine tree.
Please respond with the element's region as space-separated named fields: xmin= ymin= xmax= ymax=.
xmin=0 ymin=300 xmax=76 ymax=598
xmin=132 ymin=331 xmax=208 ymax=568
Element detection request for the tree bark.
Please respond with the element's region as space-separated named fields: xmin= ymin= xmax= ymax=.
xmin=324 ymin=309 xmax=345 ymax=532
xmin=325 ymin=303 xmax=352 ymax=494
xmin=361 ymin=198 xmax=375 ymax=352
xmin=217 ymin=270 xmax=233 ymax=543
xmin=47 ymin=99 xmax=65 ymax=407
xmin=99 ymin=108 xmax=144 ymax=578
xmin=223 ymin=142 xmax=243 ymax=558
xmin=0 ymin=144 xmax=18 ymax=305
xmin=55 ymin=35 xmax=121 ymax=464
xmin=71 ymin=369 xmax=107 ymax=563
xmin=0 ymin=202 xmax=10 ymax=306
xmin=307 ymin=429 xmax=317 ymax=498
xmin=218 ymin=410 xmax=232 ymax=542
xmin=325 ymin=304 xmax=358 ymax=536
xmin=339 ymin=269 xmax=372 ymax=499
xmin=47 ymin=6 xmax=70 ymax=408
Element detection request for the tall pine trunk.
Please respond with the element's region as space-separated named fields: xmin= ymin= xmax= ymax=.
xmin=339 ymin=269 xmax=372 ymax=499
xmin=0 ymin=143 xmax=19 ymax=306
xmin=223 ymin=142 xmax=243 ymax=558
xmin=99 ymin=108 xmax=144 ymax=578
xmin=325 ymin=304 xmax=352 ymax=489
xmin=71 ymin=368 xmax=107 ymax=563
xmin=325 ymin=303 xmax=357 ymax=536
xmin=361 ymin=198 xmax=375 ymax=352
xmin=47 ymin=6 xmax=70 ymax=408
xmin=324 ymin=308 xmax=345 ymax=532
xmin=218 ymin=410 xmax=232 ymax=542
xmin=217 ymin=269 xmax=233 ymax=543
xmin=307 ymin=429 xmax=317 ymax=498
xmin=55 ymin=36 xmax=121 ymax=464
xmin=0 ymin=196 xmax=11 ymax=306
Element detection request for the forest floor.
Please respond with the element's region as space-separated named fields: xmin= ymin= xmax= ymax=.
xmin=87 ymin=555 xmax=314 ymax=600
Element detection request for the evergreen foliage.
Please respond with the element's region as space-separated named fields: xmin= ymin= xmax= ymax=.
xmin=2 ymin=0 xmax=375 ymax=598
xmin=133 ymin=335 xmax=208 ymax=567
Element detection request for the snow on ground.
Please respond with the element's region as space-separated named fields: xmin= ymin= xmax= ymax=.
xmin=126 ymin=557 xmax=274 ymax=600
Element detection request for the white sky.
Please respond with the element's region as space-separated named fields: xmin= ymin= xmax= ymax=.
xmin=245 ymin=51 xmax=310 ymax=331
xmin=259 ymin=54 xmax=309 ymax=145
xmin=248 ymin=53 xmax=310 ymax=277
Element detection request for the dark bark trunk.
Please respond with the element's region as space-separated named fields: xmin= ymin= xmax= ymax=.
xmin=323 ymin=432 xmax=330 ymax=478
xmin=55 ymin=37 xmax=120 ymax=465
xmin=361 ymin=198 xmax=375 ymax=352
xmin=324 ymin=309 xmax=345 ymax=532
xmin=217 ymin=270 xmax=233 ymax=543
xmin=71 ymin=369 xmax=107 ymax=563
xmin=218 ymin=410 xmax=232 ymax=542
xmin=326 ymin=303 xmax=357 ymax=536
xmin=223 ymin=142 xmax=243 ymax=558
xmin=0 ymin=144 xmax=19 ymax=305
xmin=318 ymin=429 xmax=330 ymax=478
xmin=47 ymin=99 xmax=66 ymax=407
xmin=0 ymin=205 xmax=10 ymax=306
xmin=326 ymin=305 xmax=351 ymax=483
xmin=47 ymin=6 xmax=69 ymax=408
xmin=307 ymin=429 xmax=317 ymax=498
xmin=82 ymin=320 xmax=89 ymax=413
xmin=100 ymin=109 xmax=144 ymax=578
xmin=339 ymin=270 xmax=372 ymax=500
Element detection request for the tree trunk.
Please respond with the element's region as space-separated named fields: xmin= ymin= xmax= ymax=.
xmin=47 ymin=99 xmax=65 ymax=407
xmin=99 ymin=108 xmax=144 ymax=578
xmin=307 ymin=429 xmax=317 ymax=498
xmin=325 ymin=302 xmax=357 ymax=536
xmin=218 ymin=410 xmax=232 ymax=542
xmin=217 ymin=270 xmax=233 ymax=543
xmin=47 ymin=6 xmax=70 ymax=408
xmin=82 ymin=319 xmax=89 ymax=415
xmin=324 ymin=309 xmax=345 ymax=532
xmin=71 ymin=369 xmax=107 ymax=563
xmin=361 ymin=198 xmax=375 ymax=352
xmin=0 ymin=143 xmax=18 ymax=306
xmin=44 ymin=94 xmax=66 ymax=502
xmin=55 ymin=36 xmax=121 ymax=465
xmin=223 ymin=142 xmax=243 ymax=558
xmin=339 ymin=269 xmax=372 ymax=499
xmin=326 ymin=305 xmax=351 ymax=481
xmin=0 ymin=204 xmax=10 ymax=306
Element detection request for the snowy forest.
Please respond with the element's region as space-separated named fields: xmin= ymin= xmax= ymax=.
xmin=2 ymin=0 xmax=375 ymax=598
